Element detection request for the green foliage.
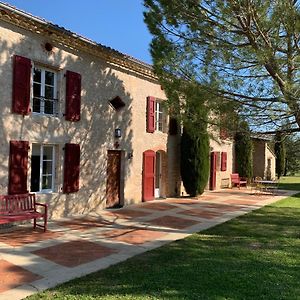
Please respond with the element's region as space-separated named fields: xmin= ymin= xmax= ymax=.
xmin=284 ymin=134 xmax=300 ymax=175
xmin=181 ymin=126 xmax=209 ymax=196
xmin=274 ymin=132 xmax=286 ymax=178
xmin=179 ymin=84 xmax=210 ymax=197
xmin=144 ymin=0 xmax=300 ymax=133
xmin=234 ymin=122 xmax=253 ymax=179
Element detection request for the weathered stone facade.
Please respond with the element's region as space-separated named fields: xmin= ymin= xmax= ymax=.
xmin=0 ymin=3 xmax=234 ymax=219
xmin=252 ymin=138 xmax=276 ymax=179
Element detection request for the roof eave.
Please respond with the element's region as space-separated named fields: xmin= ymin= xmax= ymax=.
xmin=0 ymin=2 xmax=158 ymax=81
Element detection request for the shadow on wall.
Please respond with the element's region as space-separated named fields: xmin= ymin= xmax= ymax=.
xmin=0 ymin=25 xmax=133 ymax=218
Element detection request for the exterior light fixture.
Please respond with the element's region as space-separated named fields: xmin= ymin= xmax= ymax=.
xmin=115 ymin=128 xmax=121 ymax=138
xmin=127 ymin=151 xmax=133 ymax=159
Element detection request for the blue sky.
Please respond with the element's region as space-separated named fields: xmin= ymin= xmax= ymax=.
xmin=4 ymin=0 xmax=153 ymax=64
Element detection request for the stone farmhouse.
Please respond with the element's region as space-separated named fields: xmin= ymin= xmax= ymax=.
xmin=252 ymin=137 xmax=276 ymax=180
xmin=0 ymin=2 xmax=235 ymax=218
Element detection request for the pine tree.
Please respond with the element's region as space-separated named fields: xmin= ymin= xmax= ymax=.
xmin=144 ymin=1 xmax=300 ymax=134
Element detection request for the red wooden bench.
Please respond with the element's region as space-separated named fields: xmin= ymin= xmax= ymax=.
xmin=0 ymin=193 xmax=48 ymax=232
xmin=230 ymin=173 xmax=247 ymax=189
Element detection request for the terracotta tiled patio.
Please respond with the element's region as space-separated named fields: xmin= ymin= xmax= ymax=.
xmin=0 ymin=188 xmax=294 ymax=300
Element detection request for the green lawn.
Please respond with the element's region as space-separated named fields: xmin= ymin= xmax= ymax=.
xmin=279 ymin=175 xmax=300 ymax=190
xmin=27 ymin=194 xmax=300 ymax=300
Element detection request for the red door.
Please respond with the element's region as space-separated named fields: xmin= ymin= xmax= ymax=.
xmin=106 ymin=150 xmax=122 ymax=208
xmin=142 ymin=150 xmax=155 ymax=201
xmin=210 ymin=152 xmax=217 ymax=190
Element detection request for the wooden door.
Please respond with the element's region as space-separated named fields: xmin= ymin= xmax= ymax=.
xmin=106 ymin=150 xmax=122 ymax=208
xmin=142 ymin=150 xmax=155 ymax=201
xmin=210 ymin=152 xmax=217 ymax=190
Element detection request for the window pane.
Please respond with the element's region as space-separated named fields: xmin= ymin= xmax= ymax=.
xmin=42 ymin=175 xmax=52 ymax=190
xmin=30 ymin=145 xmax=55 ymax=192
xmin=45 ymin=71 xmax=54 ymax=86
xmin=42 ymin=161 xmax=53 ymax=175
xmin=33 ymin=83 xmax=41 ymax=97
xmin=44 ymin=99 xmax=54 ymax=115
xmin=33 ymin=67 xmax=57 ymax=116
xmin=30 ymin=147 xmax=40 ymax=192
xmin=43 ymin=146 xmax=53 ymax=159
xmin=33 ymin=97 xmax=41 ymax=113
xmin=158 ymin=112 xmax=163 ymax=131
xmin=45 ymin=85 xmax=54 ymax=99
xmin=33 ymin=68 xmax=41 ymax=83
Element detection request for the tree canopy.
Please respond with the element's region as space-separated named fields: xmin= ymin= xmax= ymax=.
xmin=144 ymin=0 xmax=300 ymax=134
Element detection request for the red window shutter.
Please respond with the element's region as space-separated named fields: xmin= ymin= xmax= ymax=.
xmin=142 ymin=150 xmax=155 ymax=201
xmin=65 ymin=71 xmax=81 ymax=121
xmin=221 ymin=152 xmax=227 ymax=171
xmin=12 ymin=55 xmax=31 ymax=115
xmin=210 ymin=152 xmax=217 ymax=190
xmin=146 ymin=96 xmax=155 ymax=133
xmin=8 ymin=141 xmax=29 ymax=195
xmin=63 ymin=143 xmax=80 ymax=193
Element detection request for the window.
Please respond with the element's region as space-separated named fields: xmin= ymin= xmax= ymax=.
xmin=30 ymin=144 xmax=55 ymax=192
xmin=155 ymin=101 xmax=166 ymax=132
xmin=109 ymin=96 xmax=125 ymax=110
xmin=32 ymin=66 xmax=58 ymax=115
xmin=221 ymin=152 xmax=227 ymax=171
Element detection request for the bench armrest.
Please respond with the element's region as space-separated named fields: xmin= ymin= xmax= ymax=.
xmin=35 ymin=202 xmax=47 ymax=208
xmin=35 ymin=202 xmax=48 ymax=214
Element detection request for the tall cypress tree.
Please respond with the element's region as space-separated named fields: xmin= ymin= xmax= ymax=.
xmin=181 ymin=125 xmax=209 ymax=196
xmin=274 ymin=132 xmax=286 ymax=179
xmin=180 ymin=88 xmax=210 ymax=197
xmin=235 ymin=122 xmax=253 ymax=180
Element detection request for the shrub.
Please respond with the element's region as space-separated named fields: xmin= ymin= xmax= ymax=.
xmin=181 ymin=126 xmax=209 ymax=196
xmin=234 ymin=122 xmax=253 ymax=180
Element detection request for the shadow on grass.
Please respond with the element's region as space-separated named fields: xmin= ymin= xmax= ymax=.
xmin=278 ymin=183 xmax=300 ymax=191
xmin=28 ymin=196 xmax=300 ymax=300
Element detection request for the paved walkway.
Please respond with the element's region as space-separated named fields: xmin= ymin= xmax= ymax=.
xmin=0 ymin=188 xmax=296 ymax=300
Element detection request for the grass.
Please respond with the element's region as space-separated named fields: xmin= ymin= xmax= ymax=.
xmin=27 ymin=193 xmax=300 ymax=300
xmin=279 ymin=175 xmax=300 ymax=191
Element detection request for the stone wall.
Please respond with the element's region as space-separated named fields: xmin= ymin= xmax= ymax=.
xmin=0 ymin=20 xmax=181 ymax=218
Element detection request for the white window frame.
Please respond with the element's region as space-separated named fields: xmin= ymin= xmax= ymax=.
xmin=155 ymin=101 xmax=166 ymax=133
xmin=31 ymin=144 xmax=56 ymax=193
xmin=32 ymin=64 xmax=58 ymax=116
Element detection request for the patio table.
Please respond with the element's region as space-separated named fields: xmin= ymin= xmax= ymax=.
xmin=254 ymin=180 xmax=278 ymax=195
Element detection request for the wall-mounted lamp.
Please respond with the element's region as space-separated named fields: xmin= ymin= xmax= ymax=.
xmin=115 ymin=128 xmax=121 ymax=138
xmin=127 ymin=151 xmax=133 ymax=159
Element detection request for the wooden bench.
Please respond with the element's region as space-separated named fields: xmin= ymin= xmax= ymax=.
xmin=230 ymin=173 xmax=247 ymax=189
xmin=0 ymin=193 xmax=48 ymax=232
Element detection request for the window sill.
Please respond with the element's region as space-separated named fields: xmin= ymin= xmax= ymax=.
xmin=154 ymin=130 xmax=167 ymax=135
xmin=32 ymin=190 xmax=55 ymax=194
xmin=32 ymin=112 xmax=60 ymax=118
